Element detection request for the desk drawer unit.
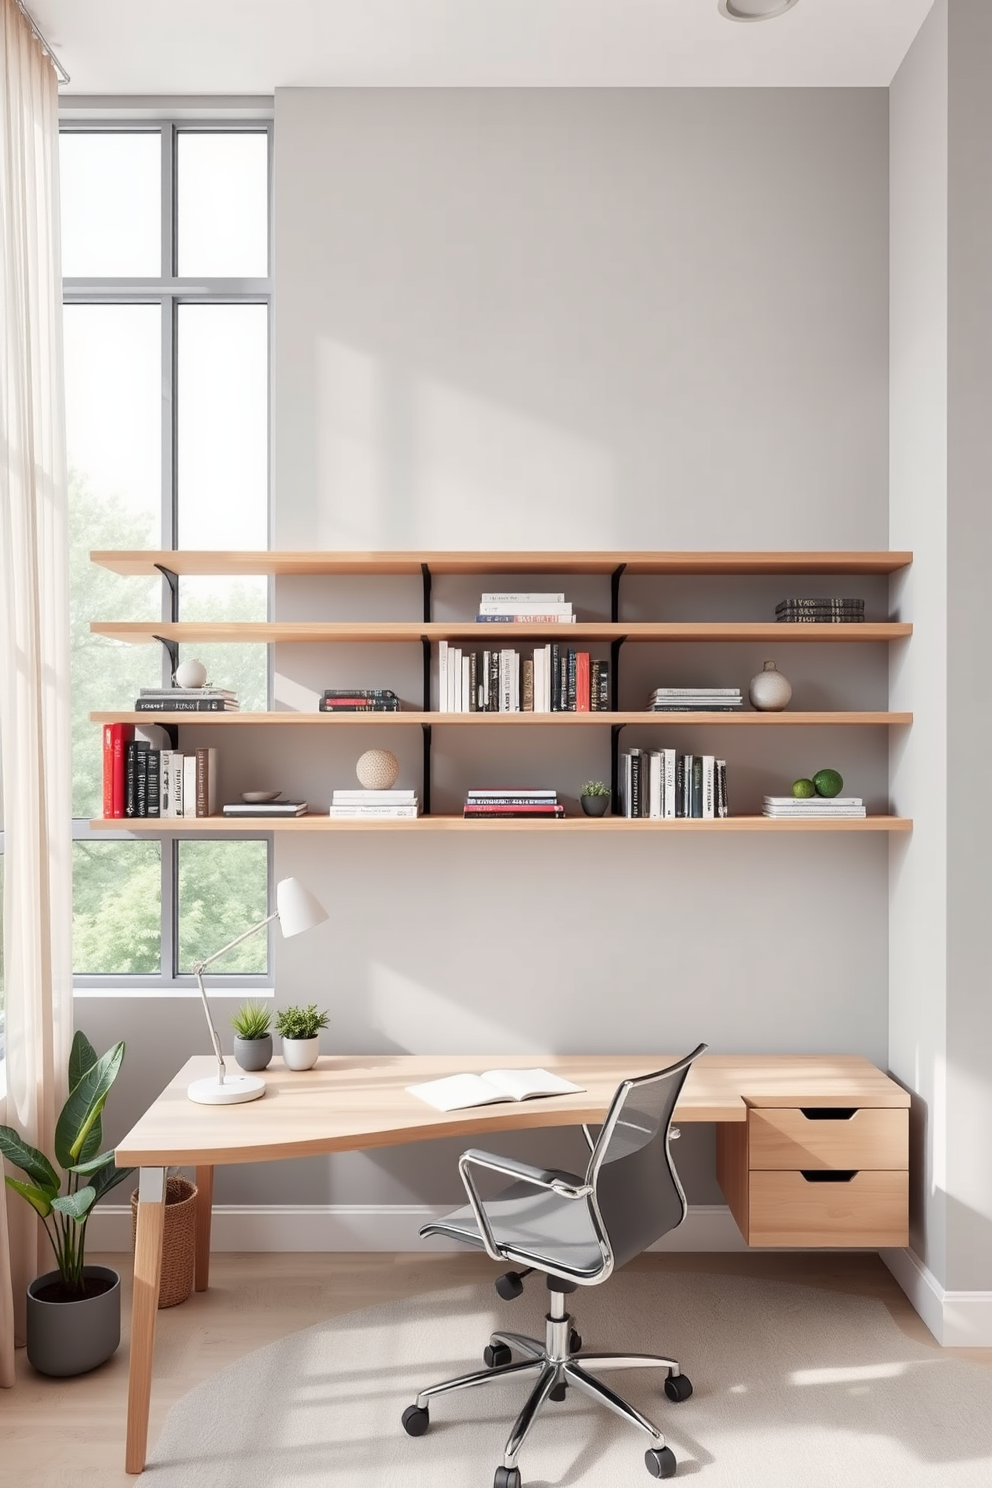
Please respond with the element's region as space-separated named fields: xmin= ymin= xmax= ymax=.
xmin=716 ymin=1105 xmax=909 ymax=1248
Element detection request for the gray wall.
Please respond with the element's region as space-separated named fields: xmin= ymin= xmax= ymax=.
xmin=88 ymin=86 xmax=893 ymax=1215
xmin=889 ymin=0 xmax=949 ymax=1276
xmin=889 ymin=0 xmax=992 ymax=1298
xmin=945 ymin=0 xmax=992 ymax=1293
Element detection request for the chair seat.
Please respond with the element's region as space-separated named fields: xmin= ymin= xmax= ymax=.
xmin=421 ymin=1179 xmax=607 ymax=1278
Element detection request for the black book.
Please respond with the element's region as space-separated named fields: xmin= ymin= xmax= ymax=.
xmin=716 ymin=760 xmax=729 ymax=819
xmin=691 ymin=756 xmax=703 ymax=819
xmin=629 ymin=749 xmax=642 ymax=819
xmin=135 ymin=743 xmax=150 ymax=818
xmin=551 ymin=643 xmax=561 ymax=712
xmin=145 ymin=749 xmax=161 ymax=818
xmin=590 ymin=660 xmax=601 ymax=712
xmin=599 ymin=660 xmax=609 ymax=712
xmin=675 ymin=754 xmax=688 ymax=819
xmin=469 ymin=651 xmax=478 ymax=712
xmin=125 ymin=740 xmax=138 ymax=817
xmin=322 ymin=688 xmax=398 ymax=699
xmin=775 ymin=597 xmax=864 ymax=611
xmin=567 ymin=650 xmax=576 ymax=712
xmin=134 ymin=698 xmax=235 ymax=712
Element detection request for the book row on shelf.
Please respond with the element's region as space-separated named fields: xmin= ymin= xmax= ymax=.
xmin=439 ymin=641 xmax=610 ymax=713
xmin=620 ymin=749 xmax=729 ymax=820
xmin=102 ymin=724 xmax=218 ymax=819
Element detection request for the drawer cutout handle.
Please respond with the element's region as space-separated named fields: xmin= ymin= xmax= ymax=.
xmin=801 ymin=1170 xmax=857 ymax=1183
xmin=799 ymin=1108 xmax=858 ymax=1121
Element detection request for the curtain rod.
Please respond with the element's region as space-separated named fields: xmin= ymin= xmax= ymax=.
xmin=14 ymin=1 xmax=70 ymax=85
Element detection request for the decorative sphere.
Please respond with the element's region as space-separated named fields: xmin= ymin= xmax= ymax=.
xmin=356 ymin=748 xmax=400 ymax=790
xmin=748 ymin=659 xmax=792 ymax=712
xmin=174 ymin=658 xmax=208 ymax=690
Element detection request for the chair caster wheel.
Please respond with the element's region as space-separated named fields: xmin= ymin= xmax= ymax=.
xmin=549 ymin=1380 xmax=567 ymax=1401
xmin=645 ymin=1445 xmax=678 ymax=1479
xmin=664 ymin=1371 xmax=693 ymax=1403
xmin=495 ymin=1271 xmax=525 ymax=1301
xmin=401 ymin=1404 xmax=430 ymax=1436
xmin=569 ymin=1329 xmax=582 ymax=1352
xmin=494 ymin=1467 xmax=522 ymax=1488
xmin=484 ymin=1342 xmax=512 ymax=1368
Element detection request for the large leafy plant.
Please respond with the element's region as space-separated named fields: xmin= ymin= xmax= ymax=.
xmin=0 ymin=1032 xmax=134 ymax=1294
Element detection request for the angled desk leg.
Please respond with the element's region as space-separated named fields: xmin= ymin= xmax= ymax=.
xmin=126 ymin=1166 xmax=166 ymax=1474
xmin=194 ymin=1165 xmax=214 ymax=1291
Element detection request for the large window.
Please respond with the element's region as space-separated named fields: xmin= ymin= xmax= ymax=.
xmin=62 ymin=123 xmax=273 ymax=993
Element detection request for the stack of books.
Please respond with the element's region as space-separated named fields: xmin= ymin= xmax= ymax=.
xmin=763 ymin=795 xmax=866 ymax=819
xmin=462 ymin=789 xmax=565 ymax=820
xmin=222 ymin=800 xmax=308 ymax=818
xmin=439 ymin=642 xmax=609 ymax=712
xmin=620 ymin=748 xmax=729 ymax=819
xmin=134 ymin=687 xmax=239 ymax=712
xmin=319 ymin=689 xmax=400 ymax=713
xmin=648 ymin=688 xmax=743 ymax=712
xmin=329 ymin=789 xmax=419 ymax=819
xmin=475 ymin=592 xmax=576 ymax=624
xmin=775 ymin=597 xmax=865 ymax=623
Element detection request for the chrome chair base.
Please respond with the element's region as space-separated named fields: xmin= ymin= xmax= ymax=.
xmin=403 ymin=1287 xmax=689 ymax=1480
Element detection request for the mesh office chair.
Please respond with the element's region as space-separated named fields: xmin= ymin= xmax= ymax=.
xmin=401 ymin=1045 xmax=707 ymax=1487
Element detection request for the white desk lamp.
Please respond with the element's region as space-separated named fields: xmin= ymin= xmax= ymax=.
xmin=187 ymin=876 xmax=329 ymax=1106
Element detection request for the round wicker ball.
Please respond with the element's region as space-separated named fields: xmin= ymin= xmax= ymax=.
xmin=356 ymin=748 xmax=400 ymax=790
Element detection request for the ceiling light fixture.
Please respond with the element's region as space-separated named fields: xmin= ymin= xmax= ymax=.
xmin=718 ymin=0 xmax=800 ymax=21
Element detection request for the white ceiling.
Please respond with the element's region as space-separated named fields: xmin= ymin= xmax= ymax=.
xmin=33 ymin=0 xmax=935 ymax=94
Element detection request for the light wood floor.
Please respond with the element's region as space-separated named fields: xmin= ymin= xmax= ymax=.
xmin=2 ymin=1251 xmax=989 ymax=1487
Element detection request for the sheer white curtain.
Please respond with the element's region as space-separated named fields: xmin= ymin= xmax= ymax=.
xmin=0 ymin=0 xmax=73 ymax=1385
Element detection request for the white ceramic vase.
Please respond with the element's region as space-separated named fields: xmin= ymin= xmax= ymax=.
xmin=748 ymin=660 xmax=792 ymax=712
xmin=282 ymin=1036 xmax=320 ymax=1071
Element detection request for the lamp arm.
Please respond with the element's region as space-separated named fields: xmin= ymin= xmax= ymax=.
xmin=193 ymin=912 xmax=279 ymax=1085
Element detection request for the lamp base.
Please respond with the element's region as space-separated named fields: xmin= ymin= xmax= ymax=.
xmin=187 ymin=1073 xmax=266 ymax=1105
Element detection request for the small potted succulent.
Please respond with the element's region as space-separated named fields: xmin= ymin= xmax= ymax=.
xmin=579 ymin=780 xmax=612 ymax=817
xmin=231 ymin=1002 xmax=273 ymax=1072
xmin=275 ymin=1004 xmax=329 ymax=1071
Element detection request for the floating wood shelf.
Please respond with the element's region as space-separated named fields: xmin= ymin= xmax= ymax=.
xmin=93 ymin=710 xmax=914 ymax=728
xmin=90 ymin=620 xmax=912 ymax=646
xmin=89 ymin=815 xmax=912 ymax=834
xmin=91 ymin=549 xmax=915 ymax=578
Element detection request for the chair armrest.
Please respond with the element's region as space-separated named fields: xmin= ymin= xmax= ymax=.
xmin=457 ymin=1150 xmax=592 ymax=1261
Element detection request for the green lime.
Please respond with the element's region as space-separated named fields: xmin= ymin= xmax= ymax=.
xmin=813 ymin=768 xmax=844 ymax=798
xmin=792 ymin=778 xmax=816 ymax=798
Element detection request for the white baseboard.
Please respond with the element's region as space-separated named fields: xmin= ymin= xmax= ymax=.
xmin=87 ymin=1201 xmax=748 ymax=1255
xmin=883 ymin=1246 xmax=992 ymax=1347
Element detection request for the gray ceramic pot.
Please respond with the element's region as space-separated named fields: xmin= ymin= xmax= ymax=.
xmin=234 ymin=1033 xmax=273 ymax=1071
xmin=27 ymin=1265 xmax=121 ymax=1377
xmin=581 ymin=793 xmax=611 ymax=817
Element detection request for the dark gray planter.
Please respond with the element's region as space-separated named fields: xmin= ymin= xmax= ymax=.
xmin=580 ymin=793 xmax=611 ymax=817
xmin=27 ymin=1265 xmax=121 ymax=1376
xmin=234 ymin=1033 xmax=273 ymax=1071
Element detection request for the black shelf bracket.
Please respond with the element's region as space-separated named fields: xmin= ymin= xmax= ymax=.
xmin=421 ymin=636 xmax=432 ymax=713
xmin=610 ymin=563 xmax=627 ymax=624
xmin=421 ymin=723 xmax=432 ymax=816
xmin=421 ymin=563 xmax=432 ymax=624
xmin=610 ymin=636 xmax=626 ymax=713
xmin=151 ymin=633 xmax=180 ymax=677
xmin=154 ymin=563 xmax=180 ymax=623
xmin=610 ymin=723 xmax=626 ymax=813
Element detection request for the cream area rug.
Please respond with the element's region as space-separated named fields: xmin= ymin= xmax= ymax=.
xmin=147 ymin=1270 xmax=992 ymax=1487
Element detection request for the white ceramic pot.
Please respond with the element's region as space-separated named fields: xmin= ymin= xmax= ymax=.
xmin=282 ymin=1036 xmax=320 ymax=1071
xmin=748 ymin=660 xmax=792 ymax=711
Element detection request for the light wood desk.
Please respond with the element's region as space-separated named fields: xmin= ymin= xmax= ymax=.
xmin=117 ymin=1052 xmax=909 ymax=1473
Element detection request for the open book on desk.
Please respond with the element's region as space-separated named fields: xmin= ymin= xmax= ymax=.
xmin=407 ymin=1068 xmax=585 ymax=1113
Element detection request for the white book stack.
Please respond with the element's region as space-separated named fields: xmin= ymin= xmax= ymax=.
xmin=762 ymin=796 xmax=866 ymax=819
xmin=648 ymin=687 xmax=743 ymax=712
xmin=329 ymin=789 xmax=420 ymax=819
xmin=476 ymin=591 xmax=575 ymax=623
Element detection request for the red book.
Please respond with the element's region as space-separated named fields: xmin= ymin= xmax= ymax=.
xmin=576 ymin=652 xmax=590 ymax=712
xmin=463 ymin=803 xmax=563 ymax=814
xmin=104 ymin=723 xmax=134 ymax=819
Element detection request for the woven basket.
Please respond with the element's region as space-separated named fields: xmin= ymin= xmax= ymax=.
xmin=130 ymin=1175 xmax=197 ymax=1308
